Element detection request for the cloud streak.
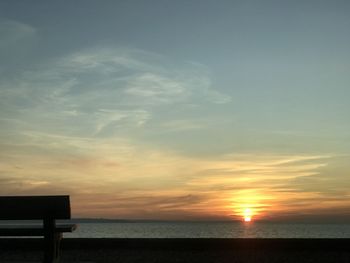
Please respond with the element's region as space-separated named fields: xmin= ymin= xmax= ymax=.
xmin=1 ymin=131 xmax=347 ymax=221
xmin=1 ymin=30 xmax=348 ymax=221
xmin=0 ymin=47 xmax=231 ymax=141
xmin=0 ymin=20 xmax=36 ymax=48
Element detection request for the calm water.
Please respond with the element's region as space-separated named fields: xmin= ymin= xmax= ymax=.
xmin=64 ymin=222 xmax=350 ymax=238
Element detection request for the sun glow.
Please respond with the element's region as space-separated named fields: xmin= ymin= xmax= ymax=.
xmin=243 ymin=208 xmax=252 ymax=222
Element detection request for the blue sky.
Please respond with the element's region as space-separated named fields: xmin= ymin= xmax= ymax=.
xmin=0 ymin=0 xmax=349 ymax=221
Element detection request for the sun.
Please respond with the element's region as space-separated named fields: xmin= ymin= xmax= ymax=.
xmin=243 ymin=208 xmax=252 ymax=222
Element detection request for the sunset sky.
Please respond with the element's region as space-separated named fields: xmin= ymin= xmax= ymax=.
xmin=1 ymin=0 xmax=349 ymax=222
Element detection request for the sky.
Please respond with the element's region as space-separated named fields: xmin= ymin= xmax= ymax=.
xmin=0 ymin=0 xmax=350 ymax=222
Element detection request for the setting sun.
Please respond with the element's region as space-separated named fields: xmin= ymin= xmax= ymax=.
xmin=243 ymin=208 xmax=252 ymax=222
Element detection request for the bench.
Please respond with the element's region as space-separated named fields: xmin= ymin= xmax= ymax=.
xmin=0 ymin=195 xmax=77 ymax=263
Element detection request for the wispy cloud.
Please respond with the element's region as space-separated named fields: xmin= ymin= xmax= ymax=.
xmin=1 ymin=32 xmax=348 ymax=221
xmin=0 ymin=46 xmax=231 ymax=141
xmin=125 ymin=73 xmax=189 ymax=101
xmin=0 ymin=20 xmax=36 ymax=47
xmin=1 ymin=134 xmax=347 ymax=220
xmin=159 ymin=119 xmax=205 ymax=132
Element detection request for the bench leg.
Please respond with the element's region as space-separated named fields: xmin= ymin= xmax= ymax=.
xmin=43 ymin=232 xmax=62 ymax=263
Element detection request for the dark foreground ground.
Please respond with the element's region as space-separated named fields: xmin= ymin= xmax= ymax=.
xmin=0 ymin=238 xmax=350 ymax=263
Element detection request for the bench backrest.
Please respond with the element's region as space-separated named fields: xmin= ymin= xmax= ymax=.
xmin=0 ymin=195 xmax=71 ymax=220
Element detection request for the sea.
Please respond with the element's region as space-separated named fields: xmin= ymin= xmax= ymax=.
xmin=63 ymin=222 xmax=350 ymax=238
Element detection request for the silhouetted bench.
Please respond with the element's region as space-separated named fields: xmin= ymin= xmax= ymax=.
xmin=0 ymin=195 xmax=77 ymax=263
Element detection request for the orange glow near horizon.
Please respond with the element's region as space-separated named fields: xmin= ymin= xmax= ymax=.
xmin=228 ymin=189 xmax=268 ymax=222
xmin=243 ymin=208 xmax=253 ymax=222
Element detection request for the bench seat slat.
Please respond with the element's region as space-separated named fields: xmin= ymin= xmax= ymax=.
xmin=0 ymin=196 xmax=76 ymax=262
xmin=0 ymin=224 xmax=77 ymax=236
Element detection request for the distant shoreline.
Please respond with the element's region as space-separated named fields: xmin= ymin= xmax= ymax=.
xmin=69 ymin=218 xmax=350 ymax=224
xmin=2 ymin=218 xmax=350 ymax=224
